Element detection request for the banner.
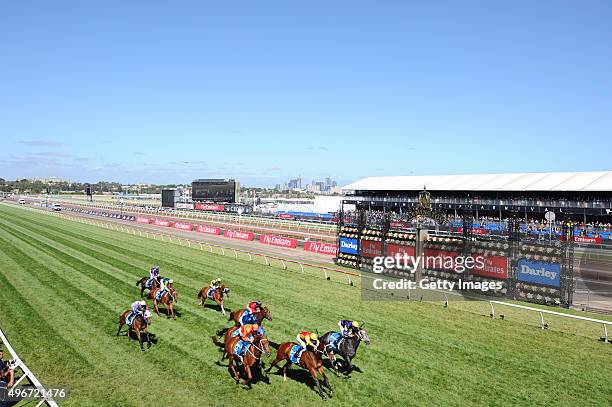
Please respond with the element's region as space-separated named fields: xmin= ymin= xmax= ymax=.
xmin=153 ymin=219 xmax=171 ymax=227
xmin=386 ymin=243 xmax=415 ymax=258
xmin=339 ymin=237 xmax=359 ymax=255
xmin=457 ymin=227 xmax=487 ymax=235
xmin=136 ymin=217 xmax=151 ymax=224
xmin=303 ymin=241 xmax=338 ymax=256
xmin=259 ymin=234 xmax=298 ymax=248
xmin=360 ymin=240 xmax=383 ymax=258
xmin=195 ymin=203 xmax=225 ymax=211
xmin=389 ymin=221 xmax=407 ymax=229
xmin=517 ymin=259 xmax=561 ymax=287
xmin=472 ymin=255 xmax=508 ymax=279
xmin=176 ymin=203 xmax=194 ymax=210
xmin=174 ymin=222 xmax=194 ymax=231
xmin=196 ymin=225 xmax=221 ymax=235
xmin=278 ymin=213 xmax=294 ymax=219
xmin=224 ymin=229 xmax=254 ymax=241
xmin=574 ymin=236 xmax=602 ymax=244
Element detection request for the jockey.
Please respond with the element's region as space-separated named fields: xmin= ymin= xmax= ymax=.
xmin=158 ymin=278 xmax=173 ymax=298
xmin=131 ymin=300 xmax=147 ymax=315
xmin=296 ymin=331 xmax=319 ymax=352
xmin=338 ymin=320 xmax=360 ymax=337
xmin=149 ymin=266 xmax=160 ymax=280
xmin=239 ymin=324 xmax=260 ymax=343
xmin=246 ymin=300 xmax=262 ymax=314
xmin=210 ymin=278 xmax=221 ymax=289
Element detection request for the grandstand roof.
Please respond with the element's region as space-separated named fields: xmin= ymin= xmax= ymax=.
xmin=342 ymin=171 xmax=612 ymax=192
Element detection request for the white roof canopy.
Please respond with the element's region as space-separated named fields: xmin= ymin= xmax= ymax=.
xmin=342 ymin=171 xmax=612 ymax=192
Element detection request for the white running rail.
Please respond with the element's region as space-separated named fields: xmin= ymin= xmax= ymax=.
xmin=0 ymin=325 xmax=59 ymax=406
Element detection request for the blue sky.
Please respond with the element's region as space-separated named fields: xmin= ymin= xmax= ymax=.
xmin=1 ymin=1 xmax=611 ymax=187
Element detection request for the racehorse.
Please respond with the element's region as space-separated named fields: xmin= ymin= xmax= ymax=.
xmin=266 ymin=341 xmax=333 ymax=400
xmin=116 ymin=309 xmax=152 ymax=351
xmin=225 ymin=331 xmax=271 ymax=387
xmin=197 ymin=285 xmax=230 ymax=315
xmin=149 ymin=287 xmax=178 ymax=319
xmin=320 ymin=327 xmax=370 ymax=373
xmin=228 ymin=306 xmax=273 ymax=326
xmin=136 ymin=276 xmax=159 ymax=298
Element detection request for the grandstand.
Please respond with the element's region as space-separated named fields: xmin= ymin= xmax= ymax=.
xmin=342 ymin=171 xmax=612 ymax=238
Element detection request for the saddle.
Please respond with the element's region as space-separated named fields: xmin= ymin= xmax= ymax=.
xmin=126 ymin=311 xmax=139 ymax=327
xmin=289 ymin=344 xmax=305 ymax=363
xmin=156 ymin=289 xmax=167 ymax=301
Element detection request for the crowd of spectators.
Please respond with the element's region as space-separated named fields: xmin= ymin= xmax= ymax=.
xmin=341 ymin=210 xmax=612 ymax=239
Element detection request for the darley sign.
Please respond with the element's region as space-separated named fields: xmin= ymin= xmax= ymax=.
xmin=517 ymin=259 xmax=561 ymax=287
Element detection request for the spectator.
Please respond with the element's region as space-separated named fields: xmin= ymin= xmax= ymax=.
xmin=0 ymin=348 xmax=14 ymax=389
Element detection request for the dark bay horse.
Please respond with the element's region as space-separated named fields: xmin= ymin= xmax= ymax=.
xmin=197 ymin=285 xmax=230 ymax=315
xmin=320 ymin=327 xmax=370 ymax=373
xmin=149 ymin=287 xmax=178 ymax=319
xmin=136 ymin=276 xmax=158 ymax=298
xmin=116 ymin=309 xmax=152 ymax=351
xmin=266 ymin=341 xmax=333 ymax=400
xmin=225 ymin=332 xmax=271 ymax=387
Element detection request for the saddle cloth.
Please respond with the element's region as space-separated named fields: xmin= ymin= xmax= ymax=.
xmin=328 ymin=332 xmax=344 ymax=350
xmin=289 ymin=345 xmax=305 ymax=363
xmin=145 ymin=278 xmax=155 ymax=289
xmin=126 ymin=311 xmax=137 ymax=327
xmin=233 ymin=340 xmax=252 ymax=359
xmin=206 ymin=287 xmax=216 ymax=299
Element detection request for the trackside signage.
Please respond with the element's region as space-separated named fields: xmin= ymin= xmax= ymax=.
xmin=224 ymin=229 xmax=254 ymax=241
xmin=386 ymin=243 xmax=415 ymax=258
xmin=196 ymin=225 xmax=221 ymax=235
xmin=472 ymin=255 xmax=508 ymax=279
xmin=259 ymin=234 xmax=298 ymax=248
xmin=136 ymin=217 xmax=151 ymax=224
xmin=174 ymin=222 xmax=194 ymax=231
xmin=360 ymin=240 xmax=383 ymax=258
xmin=153 ymin=219 xmax=172 ymax=227
xmin=303 ymin=241 xmax=338 ymax=256
xmin=339 ymin=237 xmax=359 ymax=255
xmin=517 ymin=259 xmax=561 ymax=287
xmin=195 ymin=203 xmax=225 ymax=211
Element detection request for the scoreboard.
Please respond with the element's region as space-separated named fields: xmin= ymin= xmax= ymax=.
xmin=191 ymin=179 xmax=240 ymax=203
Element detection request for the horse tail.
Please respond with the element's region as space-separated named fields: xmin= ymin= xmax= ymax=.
xmin=216 ymin=327 xmax=229 ymax=337
xmin=197 ymin=289 xmax=202 ymax=298
xmin=211 ymin=336 xmax=224 ymax=348
xmin=228 ymin=311 xmax=234 ymax=322
xmin=136 ymin=278 xmax=143 ymax=287
xmin=269 ymin=341 xmax=280 ymax=350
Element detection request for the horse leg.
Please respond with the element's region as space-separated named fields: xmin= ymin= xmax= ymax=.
xmin=220 ymin=300 xmax=226 ymax=316
xmin=309 ymin=366 xmax=326 ymax=400
xmin=345 ymin=356 xmax=353 ymax=373
xmin=136 ymin=328 xmax=144 ymax=351
xmin=153 ymin=300 xmax=160 ymax=316
xmin=170 ymin=303 xmax=175 ymax=320
xmin=265 ymin=354 xmax=284 ymax=373
xmin=145 ymin=327 xmax=151 ymax=348
xmin=200 ymin=295 xmax=205 ymax=308
xmin=116 ymin=321 xmax=124 ymax=336
xmin=228 ymin=355 xmax=240 ymax=383
xmin=243 ymin=364 xmax=253 ymax=387
xmin=319 ymin=367 xmax=333 ymax=397
xmin=282 ymin=360 xmax=292 ymax=382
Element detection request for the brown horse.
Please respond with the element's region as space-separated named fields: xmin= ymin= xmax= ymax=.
xmin=228 ymin=306 xmax=272 ymax=326
xmin=116 ymin=309 xmax=152 ymax=351
xmin=149 ymin=287 xmax=178 ymax=319
xmin=266 ymin=341 xmax=333 ymax=400
xmin=197 ymin=285 xmax=230 ymax=315
xmin=136 ymin=276 xmax=159 ymax=297
xmin=225 ymin=332 xmax=270 ymax=387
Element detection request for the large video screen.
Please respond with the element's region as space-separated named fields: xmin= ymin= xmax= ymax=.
xmin=192 ymin=180 xmax=237 ymax=203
